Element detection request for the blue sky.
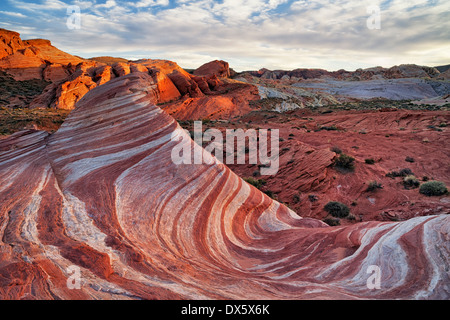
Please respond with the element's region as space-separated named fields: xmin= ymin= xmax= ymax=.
xmin=0 ymin=0 xmax=449 ymax=71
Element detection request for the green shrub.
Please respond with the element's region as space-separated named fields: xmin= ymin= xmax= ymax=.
xmin=403 ymin=175 xmax=420 ymax=189
xmin=366 ymin=181 xmax=383 ymax=192
xmin=330 ymin=146 xmax=342 ymax=154
xmin=320 ymin=125 xmax=338 ymax=131
xmin=264 ymin=190 xmax=276 ymax=199
xmin=386 ymin=168 xmax=413 ymax=178
xmin=334 ymin=153 xmax=355 ymax=170
xmin=323 ymin=217 xmax=340 ymax=226
xmin=365 ymin=158 xmax=375 ymax=164
xmin=419 ymin=181 xmax=448 ymax=196
xmin=324 ymin=201 xmax=350 ymax=218
xmin=243 ymin=177 xmax=266 ymax=189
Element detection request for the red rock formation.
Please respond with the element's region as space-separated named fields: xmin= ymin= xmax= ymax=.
xmin=167 ymin=70 xmax=203 ymax=97
xmin=0 ymin=28 xmax=84 ymax=81
xmin=29 ymin=57 xmax=237 ymax=111
xmin=161 ymin=80 xmax=260 ymax=120
xmin=31 ymin=61 xmax=101 ymax=109
xmin=193 ymin=60 xmax=230 ymax=78
xmin=93 ymin=65 xmax=115 ymax=85
xmin=0 ymin=29 xmax=23 ymax=59
xmin=1 ymin=73 xmax=448 ymax=300
xmin=150 ymin=69 xmax=181 ymax=103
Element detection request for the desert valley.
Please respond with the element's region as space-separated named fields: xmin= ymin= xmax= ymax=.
xmin=0 ymin=27 xmax=449 ymax=300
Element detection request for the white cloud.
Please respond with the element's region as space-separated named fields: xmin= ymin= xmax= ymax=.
xmin=133 ymin=0 xmax=170 ymax=8
xmin=9 ymin=0 xmax=68 ymax=11
xmin=95 ymin=0 xmax=117 ymax=9
xmin=0 ymin=11 xmax=27 ymax=18
xmin=5 ymin=0 xmax=450 ymax=70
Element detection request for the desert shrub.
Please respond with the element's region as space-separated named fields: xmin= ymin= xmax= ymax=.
xmin=419 ymin=181 xmax=448 ymax=196
xmin=324 ymin=201 xmax=350 ymax=218
xmin=403 ymin=175 xmax=420 ymax=189
xmin=334 ymin=153 xmax=355 ymax=170
xmin=405 ymin=156 xmax=415 ymax=163
xmin=365 ymin=158 xmax=375 ymax=164
xmin=323 ymin=217 xmax=340 ymax=226
xmin=308 ymin=195 xmax=318 ymax=202
xmin=244 ymin=177 xmax=266 ymax=189
xmin=264 ymin=190 xmax=276 ymax=199
xmin=321 ymin=125 xmax=338 ymax=131
xmin=366 ymin=181 xmax=383 ymax=192
xmin=330 ymin=146 xmax=342 ymax=154
xmin=292 ymin=193 xmax=301 ymax=204
xmin=386 ymin=168 xmax=413 ymax=178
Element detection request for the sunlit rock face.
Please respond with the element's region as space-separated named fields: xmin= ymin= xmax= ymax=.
xmin=0 ymin=28 xmax=84 ymax=82
xmin=0 ymin=73 xmax=448 ymax=300
xmin=194 ymin=60 xmax=231 ymax=78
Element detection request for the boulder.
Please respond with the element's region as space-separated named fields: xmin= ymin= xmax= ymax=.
xmin=193 ymin=60 xmax=230 ymax=78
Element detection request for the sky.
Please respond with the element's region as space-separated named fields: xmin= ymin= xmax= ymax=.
xmin=0 ymin=0 xmax=449 ymax=71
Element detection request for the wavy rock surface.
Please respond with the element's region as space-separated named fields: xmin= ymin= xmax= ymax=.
xmin=0 ymin=73 xmax=448 ymax=300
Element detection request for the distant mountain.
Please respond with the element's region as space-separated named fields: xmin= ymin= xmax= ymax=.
xmin=435 ymin=64 xmax=450 ymax=73
xmin=242 ymin=64 xmax=443 ymax=81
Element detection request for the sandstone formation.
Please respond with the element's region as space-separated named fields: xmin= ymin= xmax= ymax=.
xmin=28 ymin=58 xmax=233 ymax=110
xmin=27 ymin=56 xmax=260 ymax=119
xmin=193 ymin=60 xmax=231 ymax=78
xmin=0 ymin=73 xmax=448 ymax=300
xmin=0 ymin=28 xmax=84 ymax=81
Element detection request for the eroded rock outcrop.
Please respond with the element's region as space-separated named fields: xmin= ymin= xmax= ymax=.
xmin=0 ymin=28 xmax=84 ymax=81
xmin=193 ymin=60 xmax=231 ymax=78
xmin=0 ymin=73 xmax=448 ymax=300
xmin=29 ymin=57 xmax=253 ymax=115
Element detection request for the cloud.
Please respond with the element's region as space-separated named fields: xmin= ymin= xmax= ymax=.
xmin=95 ymin=0 xmax=117 ymax=9
xmin=4 ymin=0 xmax=450 ymax=71
xmin=133 ymin=0 xmax=170 ymax=8
xmin=0 ymin=11 xmax=27 ymax=18
xmin=9 ymin=0 xmax=68 ymax=11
